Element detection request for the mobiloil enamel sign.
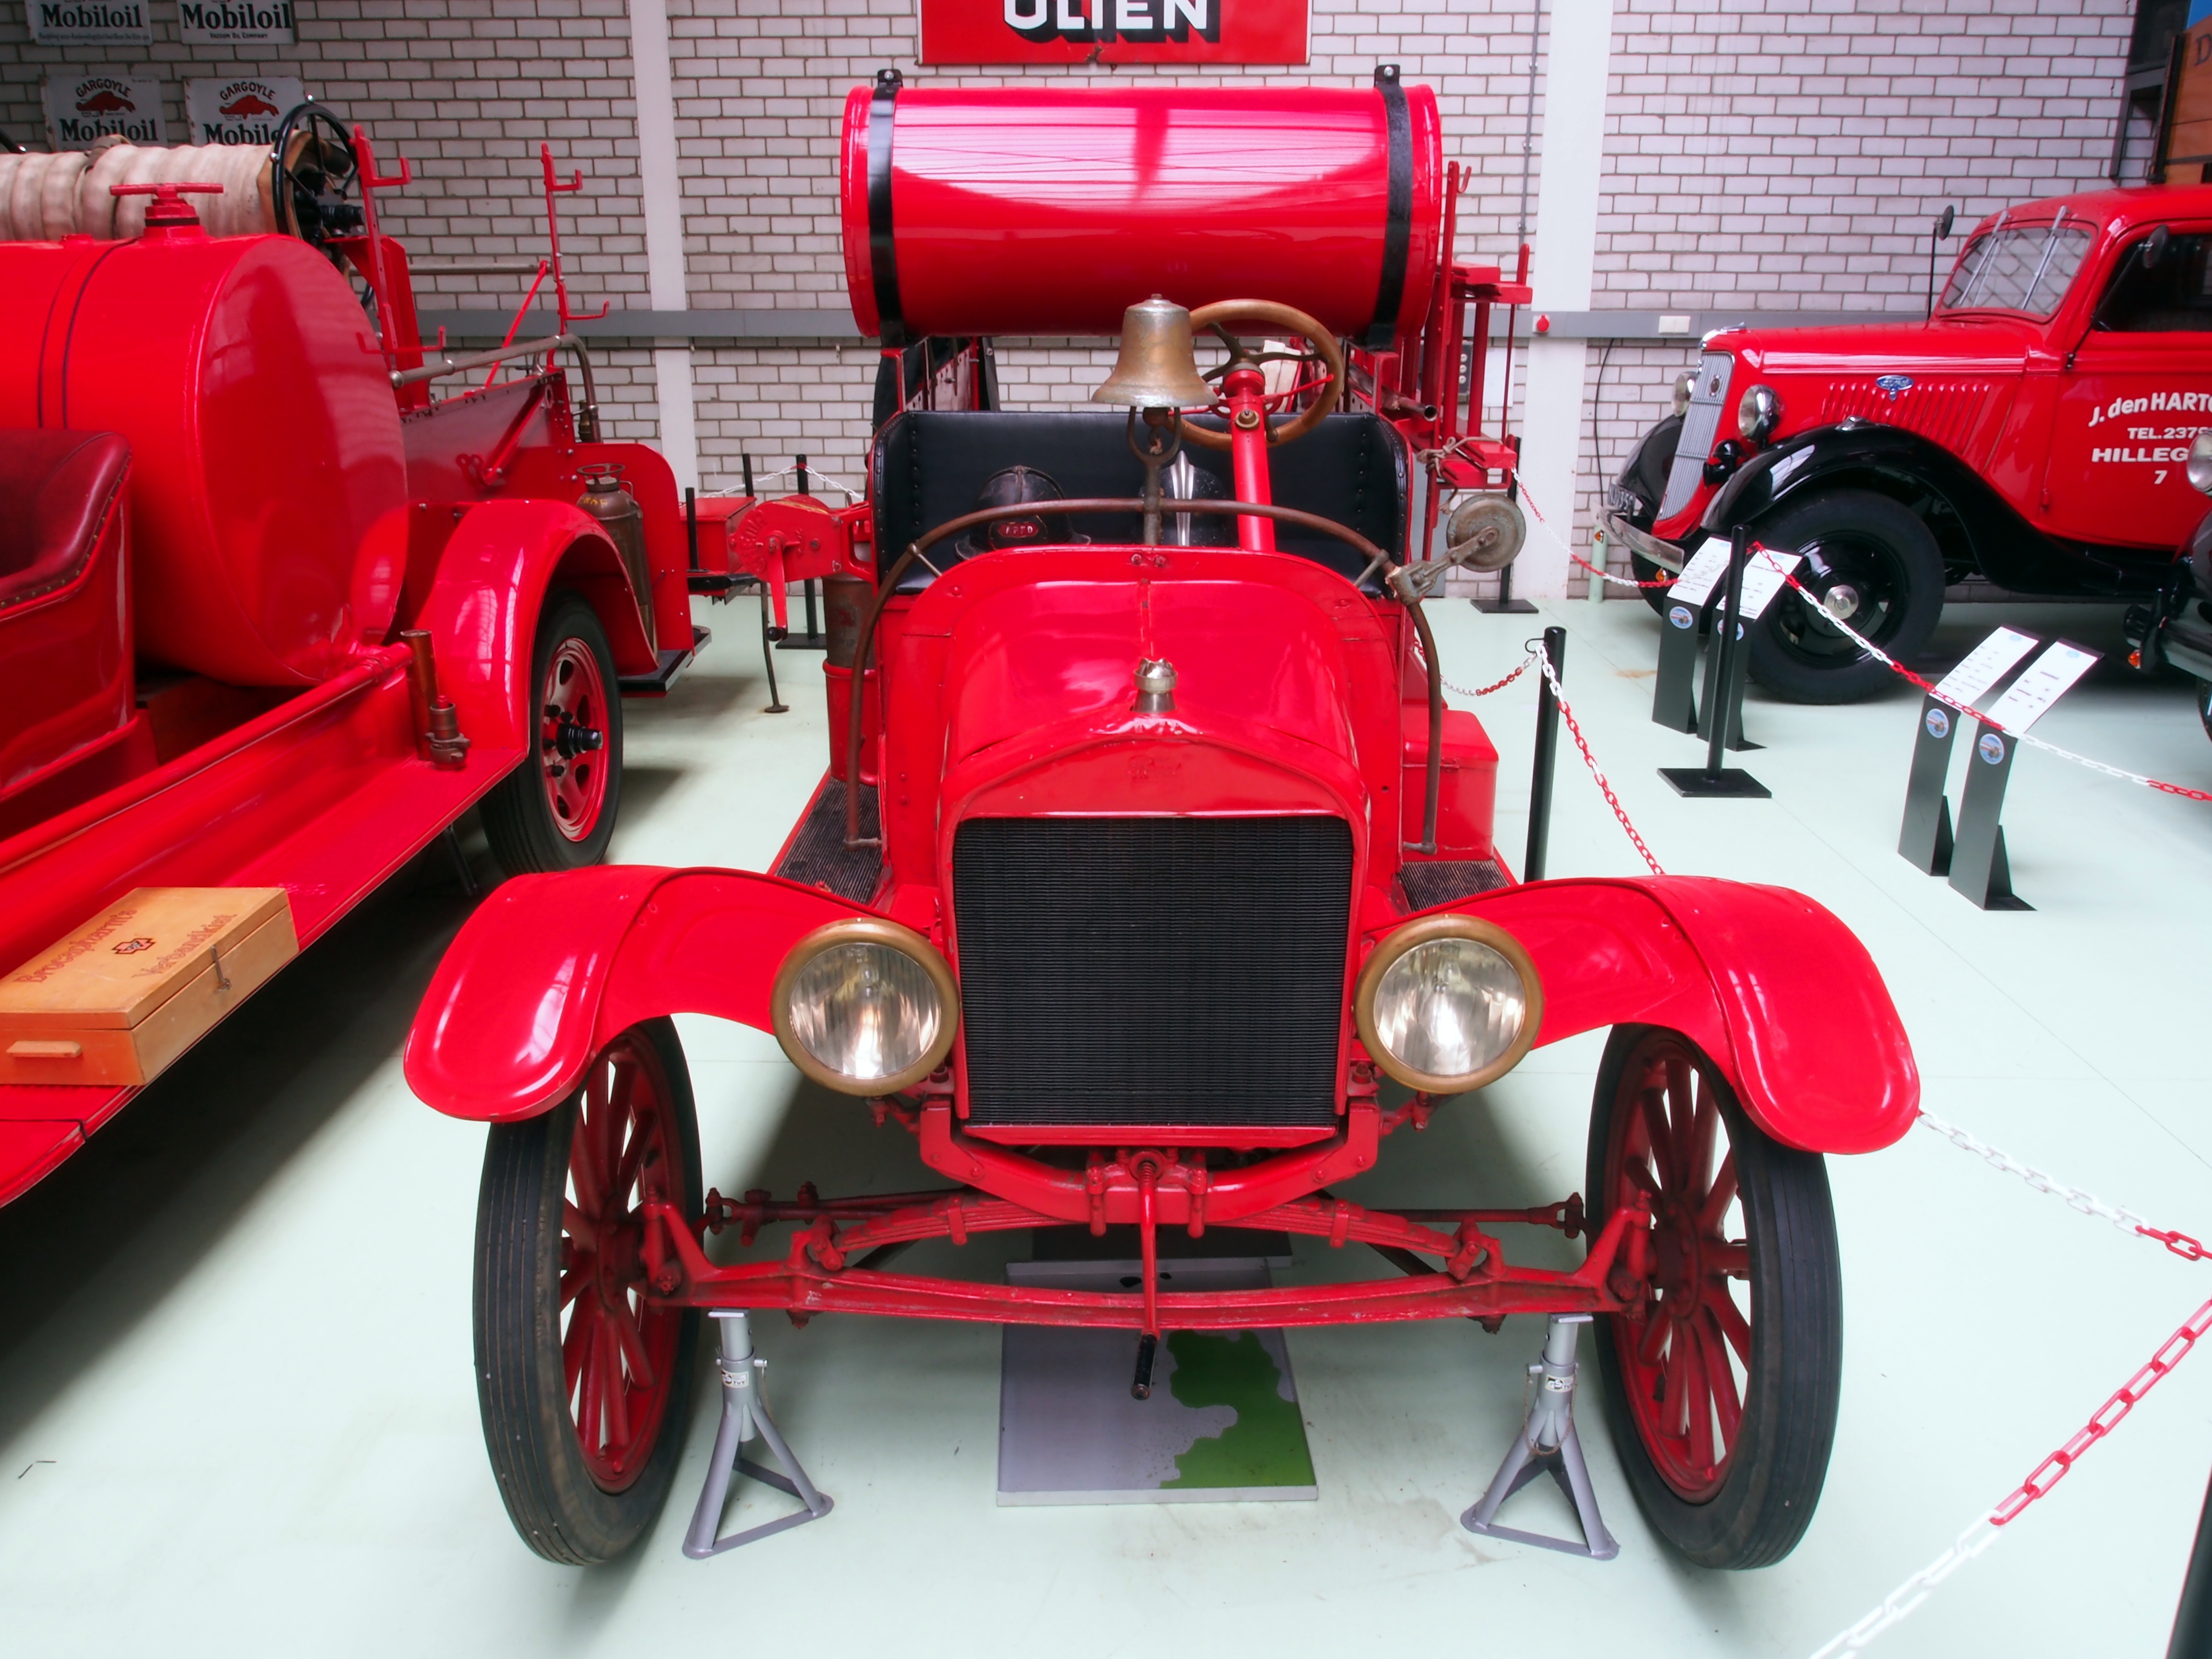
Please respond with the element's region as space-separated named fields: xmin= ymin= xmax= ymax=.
xmin=918 ymin=0 xmax=1308 ymax=64
xmin=25 ymin=0 xmax=150 ymax=44
xmin=43 ymin=75 xmax=164 ymax=149
xmin=179 ymin=0 xmax=295 ymax=46
xmin=186 ymin=78 xmax=305 ymax=144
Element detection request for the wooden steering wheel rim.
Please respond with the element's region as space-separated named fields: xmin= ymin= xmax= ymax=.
xmin=1181 ymin=299 xmax=1345 ymax=453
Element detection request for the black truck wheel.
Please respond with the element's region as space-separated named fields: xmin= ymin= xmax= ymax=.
xmin=2199 ymin=680 xmax=2212 ymax=744
xmin=474 ymin=1019 xmax=701 ymax=1564
xmin=1743 ymin=489 xmax=1943 ymax=703
xmin=482 ymin=590 xmax=624 ymax=877
xmin=1586 ymin=1026 xmax=1843 ymax=1569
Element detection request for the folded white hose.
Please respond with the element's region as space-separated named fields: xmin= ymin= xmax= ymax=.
xmin=0 ymin=140 xmax=276 ymax=241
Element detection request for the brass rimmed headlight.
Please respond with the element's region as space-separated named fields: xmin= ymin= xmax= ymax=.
xmin=1354 ymin=915 xmax=1542 ymax=1094
xmin=2189 ymin=430 xmax=2212 ymax=496
xmin=1737 ymin=384 xmax=1781 ymax=444
xmin=770 ymin=917 xmax=958 ymax=1095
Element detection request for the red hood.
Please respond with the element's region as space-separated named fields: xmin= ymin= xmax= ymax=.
xmin=1707 ymin=315 xmax=2047 ymax=380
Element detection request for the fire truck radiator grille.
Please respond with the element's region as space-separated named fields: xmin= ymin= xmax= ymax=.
xmin=951 ymin=815 xmax=1353 ymax=1128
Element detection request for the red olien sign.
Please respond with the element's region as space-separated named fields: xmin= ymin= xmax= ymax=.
xmin=918 ymin=0 xmax=1308 ymax=64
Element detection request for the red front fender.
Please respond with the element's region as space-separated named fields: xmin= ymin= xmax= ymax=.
xmin=404 ymin=866 xmax=869 ymax=1120
xmin=1402 ymin=876 xmax=1918 ymax=1154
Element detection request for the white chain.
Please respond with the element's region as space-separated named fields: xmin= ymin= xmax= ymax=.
xmin=1915 ymin=1111 xmax=2152 ymax=1238
xmin=1807 ymin=1516 xmax=2007 ymax=1658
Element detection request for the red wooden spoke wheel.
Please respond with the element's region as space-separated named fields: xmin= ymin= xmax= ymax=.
xmin=540 ymin=635 xmax=610 ymax=842
xmin=473 ymin=1019 xmax=701 ymax=1564
xmin=482 ymin=589 xmax=624 ymax=876
xmin=1585 ymin=1026 xmax=1843 ymax=1570
xmin=560 ymin=1028 xmax=686 ymax=1487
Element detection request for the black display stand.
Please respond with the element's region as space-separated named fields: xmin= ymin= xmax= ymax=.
xmin=1660 ymin=529 xmax=1769 ymax=798
xmin=1651 ymin=595 xmax=1702 ymax=734
xmin=773 ymin=453 xmax=830 ymax=651
xmin=1473 ymin=558 xmax=1538 ymax=615
xmin=1897 ymin=694 xmax=1958 ymax=875
xmin=1695 ymin=612 xmax=1761 ymax=753
xmin=1948 ymin=725 xmax=2031 ymax=910
xmin=1524 ymin=627 xmax=1565 ymax=880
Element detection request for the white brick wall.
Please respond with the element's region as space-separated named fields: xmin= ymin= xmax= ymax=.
xmin=0 ymin=0 xmax=2143 ymax=538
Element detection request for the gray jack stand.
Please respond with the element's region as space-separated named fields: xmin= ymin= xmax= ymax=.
xmin=682 ymin=1310 xmax=834 ymax=1559
xmin=1461 ymin=1314 xmax=1619 ymax=1560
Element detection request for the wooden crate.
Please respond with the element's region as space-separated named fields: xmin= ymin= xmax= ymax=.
xmin=0 ymin=888 xmax=298 ymax=1087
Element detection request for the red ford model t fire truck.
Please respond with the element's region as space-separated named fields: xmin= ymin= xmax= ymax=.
xmin=407 ymin=74 xmax=1922 ymax=1572
xmin=0 ymin=113 xmax=702 ymax=1204
xmin=1605 ymin=185 xmax=2212 ymax=701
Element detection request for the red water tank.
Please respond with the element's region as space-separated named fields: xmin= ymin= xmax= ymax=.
xmin=0 ymin=227 xmax=406 ymax=686
xmin=840 ymin=78 xmax=1443 ymax=343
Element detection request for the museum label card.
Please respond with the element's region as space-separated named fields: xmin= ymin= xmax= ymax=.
xmin=1669 ymin=541 xmax=1731 ymax=606
xmin=1933 ymin=626 xmax=2040 ymax=708
xmin=1722 ymin=547 xmax=1803 ymax=620
xmin=1984 ymin=641 xmax=2100 ymax=733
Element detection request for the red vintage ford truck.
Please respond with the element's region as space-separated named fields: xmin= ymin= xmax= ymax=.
xmin=1605 ymin=186 xmax=2212 ymax=701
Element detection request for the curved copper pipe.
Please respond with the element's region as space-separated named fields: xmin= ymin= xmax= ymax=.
xmin=842 ymin=498 xmax=1443 ymax=856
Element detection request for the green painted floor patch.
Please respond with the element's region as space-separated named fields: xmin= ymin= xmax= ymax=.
xmin=1163 ymin=1330 xmax=1317 ymax=1490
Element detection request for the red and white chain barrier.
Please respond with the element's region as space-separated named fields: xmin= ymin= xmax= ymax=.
xmin=1511 ymin=481 xmax=1675 ymax=590
xmin=1806 ymin=1115 xmax=2212 ymax=1657
xmin=1756 ymin=554 xmax=2212 ymax=805
xmin=1425 ymin=635 xmax=1668 ymax=877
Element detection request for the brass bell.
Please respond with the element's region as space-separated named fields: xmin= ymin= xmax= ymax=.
xmin=1091 ymin=296 xmax=1215 ymax=409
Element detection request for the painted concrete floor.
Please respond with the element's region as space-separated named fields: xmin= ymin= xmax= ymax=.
xmin=1 ymin=588 xmax=2207 ymax=1657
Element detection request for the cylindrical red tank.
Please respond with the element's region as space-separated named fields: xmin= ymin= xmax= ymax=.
xmin=0 ymin=226 xmax=406 ymax=686
xmin=841 ymin=83 xmax=1442 ymax=342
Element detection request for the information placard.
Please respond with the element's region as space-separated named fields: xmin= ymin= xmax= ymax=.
xmin=1984 ymin=641 xmax=2100 ymax=733
xmin=1933 ymin=625 xmax=2040 ymax=709
xmin=1723 ymin=548 xmax=1803 ymax=620
xmin=919 ymin=0 xmax=1308 ymax=65
xmin=1668 ymin=541 xmax=1732 ymax=607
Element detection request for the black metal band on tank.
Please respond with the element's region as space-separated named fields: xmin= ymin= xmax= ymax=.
xmin=868 ymin=68 xmax=907 ymax=349
xmin=1367 ymin=63 xmax=1413 ymax=351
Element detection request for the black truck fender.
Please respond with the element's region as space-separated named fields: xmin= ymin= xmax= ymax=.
xmin=1701 ymin=419 xmax=2164 ymax=598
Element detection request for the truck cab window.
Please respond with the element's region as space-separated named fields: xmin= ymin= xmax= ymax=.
xmin=1938 ymin=222 xmax=2092 ymax=317
xmin=2094 ymin=231 xmax=2212 ymax=332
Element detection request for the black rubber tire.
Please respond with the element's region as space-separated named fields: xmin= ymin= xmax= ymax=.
xmin=1742 ymin=489 xmax=1944 ymax=704
xmin=2199 ymin=680 xmax=2212 ymax=745
xmin=482 ymin=590 xmax=623 ymax=878
xmin=473 ymin=1019 xmax=701 ymax=1564
xmin=1585 ymin=1025 xmax=1843 ymax=1570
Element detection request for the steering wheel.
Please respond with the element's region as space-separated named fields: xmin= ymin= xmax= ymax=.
xmin=269 ymin=104 xmax=364 ymax=249
xmin=1181 ymin=299 xmax=1345 ymax=453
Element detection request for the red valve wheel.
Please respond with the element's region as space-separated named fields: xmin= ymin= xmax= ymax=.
xmin=473 ymin=1019 xmax=702 ymax=1563
xmin=1586 ymin=1025 xmax=1843 ymax=1569
xmin=481 ymin=590 xmax=623 ymax=876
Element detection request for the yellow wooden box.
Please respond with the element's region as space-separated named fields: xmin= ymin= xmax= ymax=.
xmin=0 ymin=888 xmax=298 ymax=1087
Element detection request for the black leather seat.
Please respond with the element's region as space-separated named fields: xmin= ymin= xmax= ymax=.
xmin=870 ymin=410 xmax=1408 ymax=592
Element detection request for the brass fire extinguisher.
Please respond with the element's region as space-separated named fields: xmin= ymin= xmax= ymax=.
xmin=576 ymin=466 xmax=656 ymax=651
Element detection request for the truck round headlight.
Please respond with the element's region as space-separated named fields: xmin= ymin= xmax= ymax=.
xmin=2190 ymin=430 xmax=2212 ymax=496
xmin=1671 ymin=370 xmax=1695 ymax=416
xmin=1354 ymin=915 xmax=1543 ymax=1094
xmin=771 ymin=918 xmax=958 ymax=1095
xmin=1737 ymin=384 xmax=1781 ymax=444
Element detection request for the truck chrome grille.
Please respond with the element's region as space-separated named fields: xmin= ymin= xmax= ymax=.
xmin=950 ymin=815 xmax=1353 ymax=1128
xmin=1658 ymin=349 xmax=1732 ymax=519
